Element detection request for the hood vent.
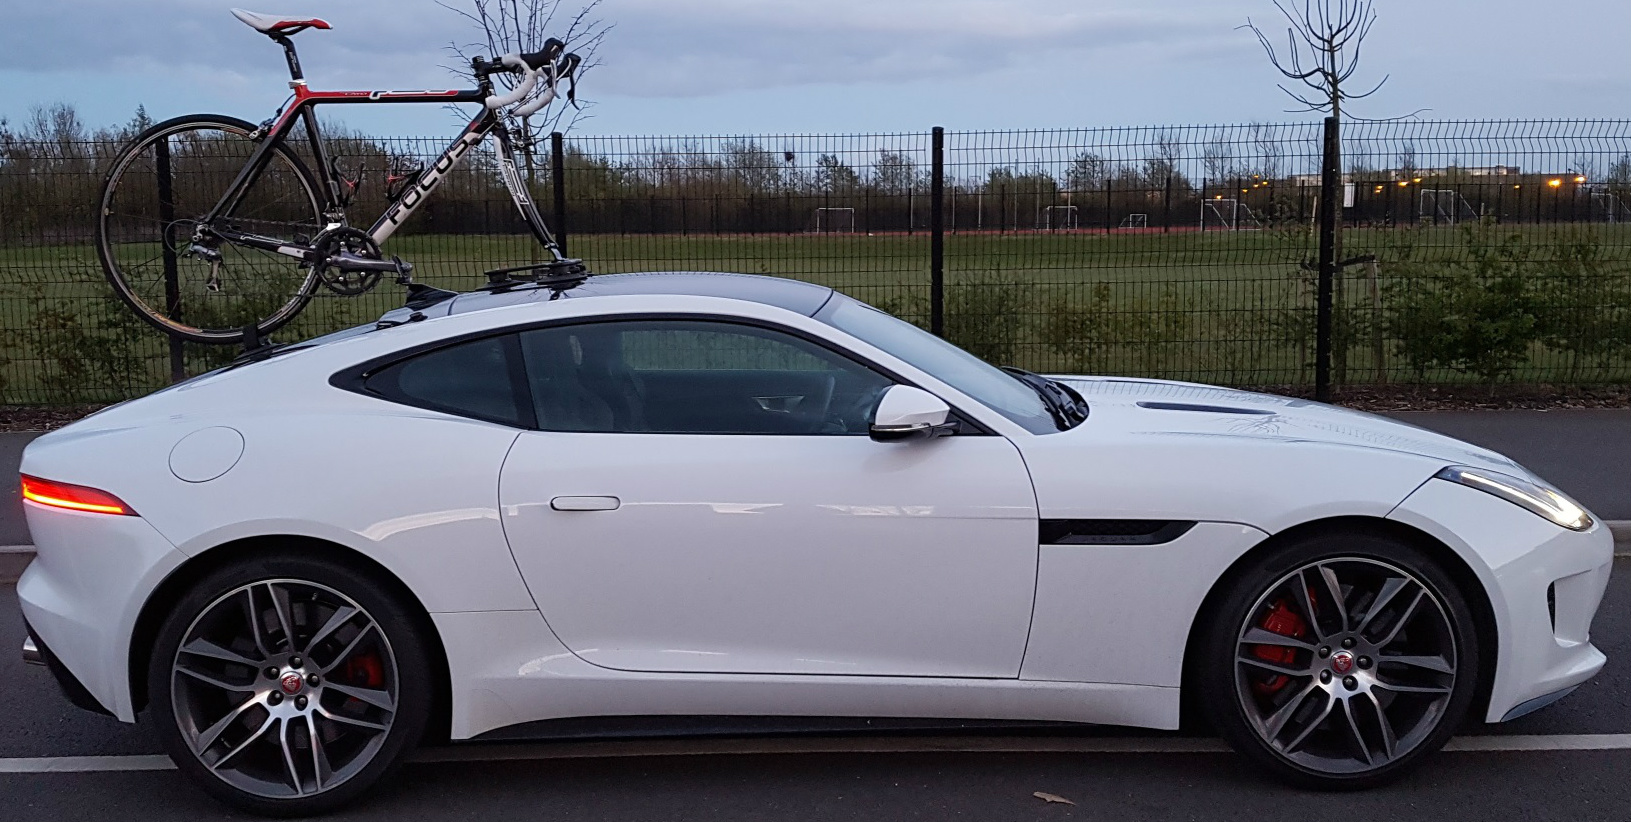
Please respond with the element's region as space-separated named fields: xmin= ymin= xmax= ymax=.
xmin=1136 ymin=401 xmax=1275 ymax=416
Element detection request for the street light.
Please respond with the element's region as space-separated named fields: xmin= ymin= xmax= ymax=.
xmin=1549 ymin=179 xmax=1563 ymax=188
xmin=1574 ymin=175 xmax=1587 ymax=184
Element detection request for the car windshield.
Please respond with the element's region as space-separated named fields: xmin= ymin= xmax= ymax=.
xmin=817 ymin=296 xmax=1061 ymax=434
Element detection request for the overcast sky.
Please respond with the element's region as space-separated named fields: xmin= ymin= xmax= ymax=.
xmin=2 ymin=0 xmax=1626 ymax=137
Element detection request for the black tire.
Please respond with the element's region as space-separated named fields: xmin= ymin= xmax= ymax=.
xmin=96 ymin=114 xmax=323 ymax=345
xmin=1197 ymin=528 xmax=1481 ymax=789
xmin=147 ymin=552 xmax=433 ymax=816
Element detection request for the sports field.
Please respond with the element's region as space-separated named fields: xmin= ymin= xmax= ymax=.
xmin=2 ymin=224 xmax=1629 ymax=404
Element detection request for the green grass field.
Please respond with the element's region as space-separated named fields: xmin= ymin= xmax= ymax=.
xmin=3 ymin=224 xmax=1629 ymax=404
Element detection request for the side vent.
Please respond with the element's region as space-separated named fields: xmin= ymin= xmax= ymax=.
xmin=1040 ymin=519 xmax=1195 ymax=546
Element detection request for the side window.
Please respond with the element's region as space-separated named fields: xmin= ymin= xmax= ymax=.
xmin=364 ymin=335 xmax=526 ymax=426
xmin=518 ymin=320 xmax=894 ymax=435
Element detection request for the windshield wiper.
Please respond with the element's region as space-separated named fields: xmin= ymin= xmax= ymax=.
xmin=1001 ymin=367 xmax=1089 ymax=430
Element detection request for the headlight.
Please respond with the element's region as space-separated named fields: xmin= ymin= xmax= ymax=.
xmin=1435 ymin=466 xmax=1594 ymax=532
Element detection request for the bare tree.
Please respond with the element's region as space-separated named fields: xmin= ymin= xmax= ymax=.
xmin=442 ymin=0 xmax=610 ymax=136
xmin=1242 ymin=0 xmax=1385 ymax=121
xmin=1243 ymin=1 xmax=1396 ymax=396
xmin=441 ymin=0 xmax=610 ymax=261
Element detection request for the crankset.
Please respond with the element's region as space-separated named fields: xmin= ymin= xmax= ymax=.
xmin=310 ymin=227 xmax=412 ymax=295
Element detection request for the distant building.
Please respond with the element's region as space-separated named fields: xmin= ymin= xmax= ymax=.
xmin=1286 ymin=165 xmax=1524 ymax=186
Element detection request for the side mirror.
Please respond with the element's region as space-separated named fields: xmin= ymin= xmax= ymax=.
xmin=869 ymin=385 xmax=957 ymax=442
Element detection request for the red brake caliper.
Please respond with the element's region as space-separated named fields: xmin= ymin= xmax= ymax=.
xmin=1251 ymin=599 xmax=1309 ymax=695
xmin=344 ymin=653 xmax=385 ymax=689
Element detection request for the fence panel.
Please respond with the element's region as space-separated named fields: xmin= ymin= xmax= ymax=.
xmin=1 ymin=120 xmax=1629 ymax=404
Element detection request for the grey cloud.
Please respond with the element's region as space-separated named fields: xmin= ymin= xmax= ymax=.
xmin=0 ymin=0 xmax=1236 ymax=98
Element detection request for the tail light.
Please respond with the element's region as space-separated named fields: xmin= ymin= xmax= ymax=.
xmin=21 ymin=475 xmax=137 ymax=516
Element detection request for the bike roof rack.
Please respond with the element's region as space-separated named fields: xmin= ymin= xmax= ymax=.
xmin=478 ymin=258 xmax=591 ymax=295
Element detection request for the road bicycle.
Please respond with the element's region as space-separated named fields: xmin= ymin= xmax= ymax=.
xmin=95 ymin=8 xmax=585 ymax=345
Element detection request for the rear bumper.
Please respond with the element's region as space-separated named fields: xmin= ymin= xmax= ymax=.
xmin=21 ymin=620 xmax=113 ymax=716
xmin=1389 ymin=478 xmax=1613 ymax=723
xmin=16 ymin=500 xmax=188 ymax=722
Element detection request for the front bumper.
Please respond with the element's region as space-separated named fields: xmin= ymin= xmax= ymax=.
xmin=16 ymin=500 xmax=188 ymax=721
xmin=1390 ymin=478 xmax=1613 ymax=723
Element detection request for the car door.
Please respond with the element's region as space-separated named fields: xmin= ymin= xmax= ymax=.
xmin=497 ymin=317 xmax=1040 ymax=678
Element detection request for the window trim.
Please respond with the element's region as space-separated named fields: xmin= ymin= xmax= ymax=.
xmin=329 ymin=312 xmax=995 ymax=436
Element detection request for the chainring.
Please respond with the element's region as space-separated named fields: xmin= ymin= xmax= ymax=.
xmin=312 ymin=227 xmax=385 ymax=296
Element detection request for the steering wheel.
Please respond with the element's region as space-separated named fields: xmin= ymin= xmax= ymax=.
xmin=790 ymin=374 xmax=837 ymax=434
xmin=825 ymin=382 xmax=891 ymax=435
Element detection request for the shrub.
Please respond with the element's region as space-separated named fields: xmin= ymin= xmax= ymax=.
xmin=1531 ymin=228 xmax=1631 ymax=380
xmin=1383 ymin=224 xmax=1543 ymax=387
xmin=944 ymin=273 xmax=1032 ymax=366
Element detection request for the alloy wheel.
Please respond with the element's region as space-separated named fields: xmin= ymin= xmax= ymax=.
xmin=169 ymin=579 xmax=400 ymax=799
xmin=1233 ymin=557 xmax=1458 ymax=775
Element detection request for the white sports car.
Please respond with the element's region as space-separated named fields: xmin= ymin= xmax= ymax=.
xmin=17 ymin=272 xmax=1612 ymax=814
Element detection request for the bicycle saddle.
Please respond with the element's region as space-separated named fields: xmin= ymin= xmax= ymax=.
xmin=230 ymin=8 xmax=331 ymax=35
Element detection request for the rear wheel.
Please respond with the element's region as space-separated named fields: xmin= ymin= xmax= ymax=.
xmin=148 ymin=553 xmax=432 ymax=816
xmin=97 ymin=115 xmax=323 ymax=345
xmin=1198 ymin=529 xmax=1481 ymax=789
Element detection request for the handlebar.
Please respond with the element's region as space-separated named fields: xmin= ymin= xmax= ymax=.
xmin=476 ymin=40 xmax=582 ymax=116
xmin=483 ymin=54 xmax=537 ymax=109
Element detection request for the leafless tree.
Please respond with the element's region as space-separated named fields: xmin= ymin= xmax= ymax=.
xmin=442 ymin=0 xmax=610 ymax=134
xmin=1241 ymin=0 xmax=1385 ymax=121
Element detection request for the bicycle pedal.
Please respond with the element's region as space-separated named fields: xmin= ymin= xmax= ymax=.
xmin=392 ymin=256 xmax=414 ymax=284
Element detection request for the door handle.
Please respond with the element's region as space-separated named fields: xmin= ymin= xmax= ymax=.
xmin=551 ymin=495 xmax=621 ymax=512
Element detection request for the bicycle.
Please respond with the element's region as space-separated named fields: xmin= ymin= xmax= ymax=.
xmin=95 ymin=8 xmax=585 ymax=345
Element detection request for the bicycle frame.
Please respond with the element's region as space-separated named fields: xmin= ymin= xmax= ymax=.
xmin=204 ymin=34 xmax=565 ymax=263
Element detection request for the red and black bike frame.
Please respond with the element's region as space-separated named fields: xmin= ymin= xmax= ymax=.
xmin=203 ymin=33 xmax=564 ymax=261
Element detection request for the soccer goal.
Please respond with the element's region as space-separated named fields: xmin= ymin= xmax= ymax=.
xmin=1200 ymin=198 xmax=1264 ymax=231
xmin=810 ymin=207 xmax=857 ymax=234
xmin=1592 ymin=192 xmax=1631 ymax=224
xmin=1038 ymin=205 xmax=1079 ymax=230
xmin=1118 ymin=213 xmax=1149 ymax=230
xmin=1418 ymin=189 xmax=1478 ymax=225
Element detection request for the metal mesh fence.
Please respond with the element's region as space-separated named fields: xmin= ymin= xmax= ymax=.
xmin=1 ymin=119 xmax=1629 ymax=404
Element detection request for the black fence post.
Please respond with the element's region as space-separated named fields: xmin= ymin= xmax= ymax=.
xmin=930 ymin=126 xmax=945 ymax=338
xmin=1163 ymin=173 xmax=1173 ymax=233
xmin=154 ymin=137 xmax=185 ymax=384
xmin=1315 ymin=116 xmax=1340 ymax=403
xmin=550 ymin=132 xmax=568 ymax=256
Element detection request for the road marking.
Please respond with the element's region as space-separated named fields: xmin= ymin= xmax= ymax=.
xmin=4 ymin=734 xmax=1631 ymax=774
xmin=0 ymin=754 xmax=174 ymax=773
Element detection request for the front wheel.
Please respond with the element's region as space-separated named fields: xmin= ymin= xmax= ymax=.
xmin=1198 ymin=529 xmax=1482 ymax=789
xmin=148 ymin=553 xmax=433 ymax=815
xmin=97 ymin=114 xmax=324 ymax=345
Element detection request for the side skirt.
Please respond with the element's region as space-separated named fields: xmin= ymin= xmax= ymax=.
xmin=432 ymin=610 xmax=1180 ymax=741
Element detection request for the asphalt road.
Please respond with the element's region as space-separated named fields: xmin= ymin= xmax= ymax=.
xmin=4 ymin=557 xmax=1631 ymax=821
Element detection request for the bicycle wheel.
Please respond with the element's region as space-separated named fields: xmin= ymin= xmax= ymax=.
xmin=97 ymin=114 xmax=324 ymax=345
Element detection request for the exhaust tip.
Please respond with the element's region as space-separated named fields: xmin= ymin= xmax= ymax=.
xmin=22 ymin=637 xmax=43 ymax=666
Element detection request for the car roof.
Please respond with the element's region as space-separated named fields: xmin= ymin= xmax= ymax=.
xmin=430 ymin=271 xmax=837 ymax=320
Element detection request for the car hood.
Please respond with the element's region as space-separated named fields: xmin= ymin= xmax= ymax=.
xmin=1051 ymin=376 xmax=1524 ymax=473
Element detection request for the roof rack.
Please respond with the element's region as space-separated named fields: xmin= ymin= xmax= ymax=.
xmin=479 ymin=258 xmax=591 ymax=294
